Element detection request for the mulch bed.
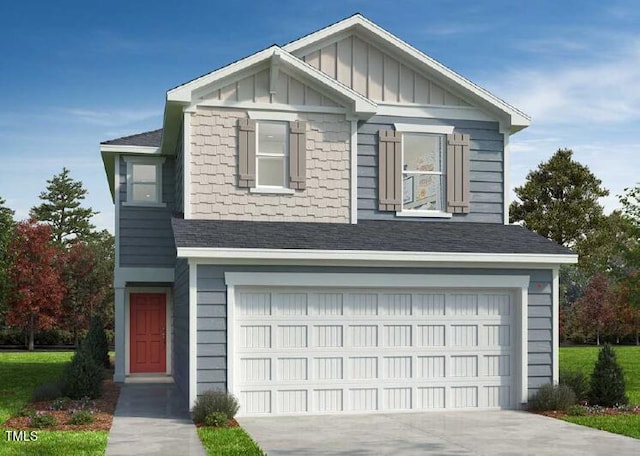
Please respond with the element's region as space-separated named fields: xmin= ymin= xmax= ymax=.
xmin=195 ymin=418 xmax=239 ymax=428
xmin=4 ymin=379 xmax=120 ymax=431
xmin=536 ymin=405 xmax=640 ymax=419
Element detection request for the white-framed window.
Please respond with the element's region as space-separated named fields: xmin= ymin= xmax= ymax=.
xmin=123 ymin=156 xmax=166 ymax=206
xmin=401 ymin=133 xmax=446 ymax=212
xmin=256 ymin=121 xmax=289 ymax=189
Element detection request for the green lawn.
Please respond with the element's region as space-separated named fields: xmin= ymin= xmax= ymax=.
xmin=0 ymin=351 xmax=107 ymax=456
xmin=560 ymin=346 xmax=640 ymax=439
xmin=197 ymin=427 xmax=264 ymax=456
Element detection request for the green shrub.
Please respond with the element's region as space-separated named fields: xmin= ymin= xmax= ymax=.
xmin=31 ymin=382 xmax=62 ymax=402
xmin=17 ymin=406 xmax=36 ymax=418
xmin=48 ymin=398 xmax=71 ymax=411
xmin=589 ymin=344 xmax=628 ymax=407
xmin=204 ymin=411 xmax=229 ymax=427
xmin=192 ymin=390 xmax=240 ymax=424
xmin=29 ymin=412 xmax=57 ymax=428
xmin=61 ymin=345 xmax=104 ymax=399
xmin=559 ymin=369 xmax=589 ymax=401
xmin=69 ymin=410 xmax=95 ymax=425
xmin=84 ymin=315 xmax=110 ymax=369
xmin=528 ymin=383 xmax=576 ymax=412
xmin=567 ymin=404 xmax=587 ymax=416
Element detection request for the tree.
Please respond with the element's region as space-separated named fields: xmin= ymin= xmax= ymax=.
xmin=616 ymin=272 xmax=640 ymax=345
xmin=510 ymin=149 xmax=609 ymax=249
xmin=589 ymin=344 xmax=628 ymax=406
xmin=0 ymin=197 xmax=15 ymax=323
xmin=6 ymin=220 xmax=65 ymax=350
xmin=619 ymin=183 xmax=640 ymax=274
xmin=30 ymin=168 xmax=98 ymax=246
xmin=571 ymin=274 xmax=616 ymax=345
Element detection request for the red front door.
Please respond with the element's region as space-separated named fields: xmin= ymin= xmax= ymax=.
xmin=130 ymin=293 xmax=166 ymax=373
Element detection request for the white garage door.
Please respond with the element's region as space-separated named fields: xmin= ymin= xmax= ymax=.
xmin=233 ymin=287 xmax=516 ymax=416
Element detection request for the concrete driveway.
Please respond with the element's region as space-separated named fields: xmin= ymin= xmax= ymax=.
xmin=239 ymin=411 xmax=640 ymax=456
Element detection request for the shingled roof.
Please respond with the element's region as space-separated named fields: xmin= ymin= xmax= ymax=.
xmin=101 ymin=129 xmax=163 ymax=147
xmin=171 ymin=218 xmax=574 ymax=256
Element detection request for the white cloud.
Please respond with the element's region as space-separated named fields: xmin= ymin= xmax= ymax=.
xmin=422 ymin=23 xmax=491 ymax=37
xmin=61 ymin=108 xmax=160 ymax=127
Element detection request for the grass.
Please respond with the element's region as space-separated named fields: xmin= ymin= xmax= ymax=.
xmin=560 ymin=346 xmax=640 ymax=404
xmin=560 ymin=346 xmax=640 ymax=439
xmin=0 ymin=431 xmax=108 ymax=456
xmin=0 ymin=351 xmax=106 ymax=456
xmin=197 ymin=427 xmax=264 ymax=456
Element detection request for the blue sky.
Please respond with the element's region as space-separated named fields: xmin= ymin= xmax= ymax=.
xmin=1 ymin=0 xmax=639 ymax=232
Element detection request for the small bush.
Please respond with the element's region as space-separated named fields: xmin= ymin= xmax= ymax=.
xmin=48 ymin=398 xmax=71 ymax=411
xmin=589 ymin=344 xmax=628 ymax=407
xmin=559 ymin=369 xmax=589 ymax=401
xmin=31 ymin=382 xmax=62 ymax=402
xmin=192 ymin=390 xmax=240 ymax=424
xmin=61 ymin=345 xmax=103 ymax=399
xmin=567 ymin=404 xmax=587 ymax=416
xmin=68 ymin=410 xmax=94 ymax=425
xmin=17 ymin=406 xmax=36 ymax=418
xmin=29 ymin=412 xmax=57 ymax=428
xmin=84 ymin=315 xmax=111 ymax=369
xmin=204 ymin=411 xmax=229 ymax=427
xmin=528 ymin=384 xmax=576 ymax=412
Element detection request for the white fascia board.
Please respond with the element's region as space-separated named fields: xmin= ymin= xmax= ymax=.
xmin=224 ymin=272 xmax=530 ymax=289
xmin=114 ymin=267 xmax=175 ymax=288
xmin=177 ymin=247 xmax=578 ymax=265
xmin=100 ymin=145 xmax=161 ymax=155
xmin=394 ymin=123 xmax=454 ymax=134
xmin=283 ymin=14 xmax=530 ymax=130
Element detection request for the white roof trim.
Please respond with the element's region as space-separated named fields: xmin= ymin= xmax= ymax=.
xmin=100 ymin=145 xmax=160 ymax=154
xmin=177 ymin=247 xmax=577 ymax=265
xmin=167 ymin=45 xmax=377 ymax=115
xmin=283 ymin=14 xmax=530 ymax=131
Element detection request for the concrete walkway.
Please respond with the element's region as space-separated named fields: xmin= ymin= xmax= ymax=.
xmin=106 ymin=383 xmax=206 ymax=456
xmin=240 ymin=410 xmax=640 ymax=456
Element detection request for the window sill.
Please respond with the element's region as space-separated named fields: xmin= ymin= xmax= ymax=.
xmin=395 ymin=210 xmax=452 ymax=219
xmin=122 ymin=201 xmax=167 ymax=208
xmin=250 ymin=187 xmax=295 ymax=195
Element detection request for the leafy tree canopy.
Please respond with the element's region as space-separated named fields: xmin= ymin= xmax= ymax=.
xmin=510 ymin=149 xmax=608 ymax=248
xmin=30 ymin=167 xmax=98 ymax=246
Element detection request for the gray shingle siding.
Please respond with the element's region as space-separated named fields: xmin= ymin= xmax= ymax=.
xmin=118 ymin=156 xmax=176 ymax=268
xmin=195 ymin=264 xmax=553 ymax=401
xmin=358 ymin=116 xmax=504 ymax=223
xmin=173 ymin=259 xmax=190 ymax=400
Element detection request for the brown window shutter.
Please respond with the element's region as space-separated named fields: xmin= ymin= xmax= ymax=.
xmin=237 ymin=118 xmax=256 ymax=188
xmin=378 ymin=130 xmax=402 ymax=211
xmin=446 ymin=133 xmax=471 ymax=213
xmin=289 ymin=120 xmax=307 ymax=190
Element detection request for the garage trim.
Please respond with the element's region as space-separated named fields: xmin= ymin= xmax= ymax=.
xmin=225 ymin=272 xmax=530 ymax=409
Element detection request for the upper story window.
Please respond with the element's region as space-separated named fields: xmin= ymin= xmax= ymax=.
xmin=402 ymin=133 xmax=445 ymax=212
xmin=256 ymin=121 xmax=289 ymax=188
xmin=124 ymin=156 xmax=165 ymax=206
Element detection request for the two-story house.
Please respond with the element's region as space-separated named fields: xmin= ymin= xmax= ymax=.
xmin=100 ymin=14 xmax=577 ymax=417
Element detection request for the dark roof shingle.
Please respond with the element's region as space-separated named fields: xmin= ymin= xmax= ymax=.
xmin=101 ymin=129 xmax=163 ymax=147
xmin=171 ymin=218 xmax=574 ymax=256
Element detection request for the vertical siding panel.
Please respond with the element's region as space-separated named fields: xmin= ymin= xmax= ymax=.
xmin=219 ymin=83 xmax=237 ymax=102
xmin=430 ymin=82 xmax=445 ymax=104
xmin=383 ymin=55 xmax=400 ymax=103
xmin=305 ymin=86 xmax=322 ymax=106
xmin=254 ymin=69 xmax=270 ymax=103
xmin=399 ymin=65 xmax=415 ymax=103
xmin=306 ymin=50 xmax=320 ymax=69
xmin=368 ymin=45 xmax=384 ymax=100
xmin=444 ymin=90 xmax=460 ymax=106
xmin=336 ymin=36 xmax=352 ymax=86
xmin=236 ymin=75 xmax=254 ymax=102
xmin=352 ymin=36 xmax=368 ymax=96
xmin=320 ymin=42 xmax=337 ymax=79
xmin=414 ymin=74 xmax=430 ymax=103
xmin=288 ymin=77 xmax=305 ymax=105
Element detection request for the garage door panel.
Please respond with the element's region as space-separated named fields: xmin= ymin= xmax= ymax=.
xmin=234 ymin=287 xmax=517 ymax=416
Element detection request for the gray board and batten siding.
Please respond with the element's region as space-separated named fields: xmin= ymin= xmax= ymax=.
xmin=358 ymin=116 xmax=504 ymax=223
xmin=118 ymin=156 xmax=177 ymax=268
xmin=172 ymin=258 xmax=190 ymax=401
xmin=195 ymin=264 xmax=553 ymax=398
